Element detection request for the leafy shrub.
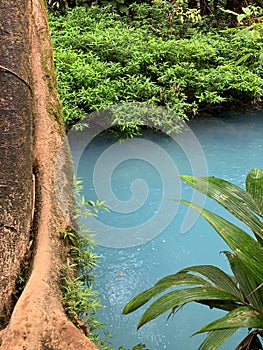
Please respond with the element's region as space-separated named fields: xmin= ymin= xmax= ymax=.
xmin=49 ymin=6 xmax=263 ymax=129
xmin=127 ymin=0 xmax=202 ymax=37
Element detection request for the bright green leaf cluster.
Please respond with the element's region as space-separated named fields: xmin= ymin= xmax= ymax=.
xmin=49 ymin=6 xmax=263 ymax=131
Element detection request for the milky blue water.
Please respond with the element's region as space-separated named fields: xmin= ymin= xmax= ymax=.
xmin=77 ymin=111 xmax=263 ymax=349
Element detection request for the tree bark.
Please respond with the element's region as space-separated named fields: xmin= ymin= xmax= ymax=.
xmin=200 ymin=0 xmax=210 ymax=15
xmin=188 ymin=0 xmax=198 ymax=9
xmin=0 ymin=0 xmax=98 ymax=349
xmin=0 ymin=0 xmax=33 ymax=328
xmin=187 ymin=0 xmax=210 ymax=16
xmin=226 ymin=0 xmax=249 ymax=14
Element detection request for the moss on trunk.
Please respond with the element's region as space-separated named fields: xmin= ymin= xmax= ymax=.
xmin=0 ymin=1 xmax=98 ymax=349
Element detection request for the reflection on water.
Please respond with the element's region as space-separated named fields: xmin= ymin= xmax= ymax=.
xmin=78 ymin=111 xmax=263 ymax=349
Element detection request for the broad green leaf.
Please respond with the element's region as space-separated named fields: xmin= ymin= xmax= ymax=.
xmin=180 ymin=175 xmax=263 ymax=242
xmin=123 ymin=265 xmax=242 ymax=315
xmin=198 ymin=329 xmax=237 ymax=350
xmin=123 ymin=272 xmax=211 ymax=314
xmin=198 ymin=300 xmax=241 ymax=312
xmin=242 ymin=7 xmax=252 ymax=16
xmin=246 ymin=168 xmax=263 ymax=216
xmin=178 ymin=265 xmax=242 ymax=298
xmin=237 ymin=14 xmax=246 ymax=23
xmin=155 ymin=271 xmax=212 ymax=289
xmin=196 ymin=306 xmax=263 ymax=333
xmin=224 ymin=251 xmax=263 ymax=312
xmin=137 ymin=287 xmax=240 ymax=329
xmin=180 ymin=200 xmax=263 ymax=283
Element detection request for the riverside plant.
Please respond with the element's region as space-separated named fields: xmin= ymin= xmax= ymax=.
xmin=60 ymin=180 xmax=112 ymax=349
xmin=60 ymin=180 xmax=151 ymax=349
xmin=123 ymin=168 xmax=263 ymax=350
xmin=49 ymin=6 xmax=263 ymax=129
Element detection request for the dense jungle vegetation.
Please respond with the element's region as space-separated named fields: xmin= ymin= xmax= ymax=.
xmin=46 ymin=2 xmax=263 ymax=349
xmin=48 ymin=0 xmax=263 ymax=132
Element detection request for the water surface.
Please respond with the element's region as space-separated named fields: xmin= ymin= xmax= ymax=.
xmin=78 ymin=111 xmax=263 ymax=349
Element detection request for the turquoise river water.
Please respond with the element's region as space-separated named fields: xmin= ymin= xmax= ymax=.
xmin=76 ymin=111 xmax=263 ymax=349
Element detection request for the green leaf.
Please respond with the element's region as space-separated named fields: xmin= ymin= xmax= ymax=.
xmin=246 ymin=168 xmax=263 ymax=216
xmin=179 ymin=199 xmax=263 ymax=283
xmin=195 ymin=306 xmax=263 ymax=333
xmin=123 ymin=272 xmax=211 ymax=314
xmin=137 ymin=287 xmax=240 ymax=329
xmin=123 ymin=265 xmax=242 ymax=316
xmin=197 ymin=300 xmax=241 ymax=312
xmin=198 ymin=329 xmax=237 ymax=350
xmin=242 ymin=7 xmax=252 ymax=16
xmin=220 ymin=8 xmax=239 ymax=16
xmin=237 ymin=14 xmax=246 ymax=23
xmin=132 ymin=344 xmax=148 ymax=350
xmin=224 ymin=251 xmax=263 ymax=312
xmin=180 ymin=174 xmax=263 ymax=242
xmin=178 ymin=265 xmax=242 ymax=298
xmin=236 ymin=52 xmax=252 ymax=65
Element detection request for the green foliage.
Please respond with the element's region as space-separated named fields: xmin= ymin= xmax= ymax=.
xmin=61 ymin=227 xmax=108 ymax=347
xmin=49 ymin=6 xmax=263 ymax=130
xmin=48 ymin=0 xmax=91 ymax=11
xmin=128 ymin=0 xmax=202 ymax=36
xmin=222 ymin=5 xmax=263 ymax=26
xmin=13 ymin=276 xmax=27 ymax=300
xmin=61 ymin=184 xmax=148 ymax=348
xmin=123 ymin=168 xmax=263 ymax=350
xmin=61 ymin=180 xmax=111 ymax=349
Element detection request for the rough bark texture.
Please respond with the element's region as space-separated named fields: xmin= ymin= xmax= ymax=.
xmin=0 ymin=0 xmax=33 ymax=327
xmin=0 ymin=0 xmax=98 ymax=349
xmin=199 ymin=0 xmax=209 ymax=15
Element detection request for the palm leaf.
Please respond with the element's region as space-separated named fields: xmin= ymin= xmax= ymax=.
xmin=181 ymin=174 xmax=263 ymax=243
xmin=198 ymin=329 xmax=237 ymax=350
xmin=179 ymin=200 xmax=263 ymax=283
xmin=137 ymin=287 xmax=241 ymax=329
xmin=123 ymin=272 xmax=211 ymax=314
xmin=197 ymin=300 xmax=242 ymax=312
xmin=124 ymin=169 xmax=263 ymax=350
xmin=195 ymin=306 xmax=263 ymax=333
xmin=224 ymin=251 xmax=263 ymax=312
xmin=246 ymin=168 xmax=263 ymax=216
xmin=123 ymin=265 xmax=241 ymax=315
xmin=178 ymin=265 xmax=242 ymax=298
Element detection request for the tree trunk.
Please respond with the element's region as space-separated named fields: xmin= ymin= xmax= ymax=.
xmin=188 ymin=0 xmax=198 ymax=9
xmin=0 ymin=1 xmax=98 ymax=349
xmin=187 ymin=0 xmax=210 ymax=16
xmin=200 ymin=0 xmax=210 ymax=15
xmin=226 ymin=0 xmax=249 ymax=14
xmin=0 ymin=0 xmax=33 ymax=328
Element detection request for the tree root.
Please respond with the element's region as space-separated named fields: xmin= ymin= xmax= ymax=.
xmin=0 ymin=0 xmax=99 ymax=348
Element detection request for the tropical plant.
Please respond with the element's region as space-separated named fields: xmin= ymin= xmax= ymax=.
xmin=123 ymin=168 xmax=263 ymax=350
xmin=60 ymin=179 xmax=111 ymax=348
xmin=49 ymin=6 xmax=263 ymax=129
